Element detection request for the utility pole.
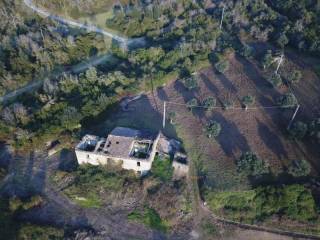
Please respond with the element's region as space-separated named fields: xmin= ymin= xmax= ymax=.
xmin=163 ymin=101 xmax=166 ymax=129
xmin=275 ymin=53 xmax=284 ymax=74
xmin=287 ymin=104 xmax=300 ymax=130
xmin=219 ymin=5 xmax=225 ymax=30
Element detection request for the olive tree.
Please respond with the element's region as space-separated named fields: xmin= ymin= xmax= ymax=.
xmin=237 ymin=152 xmax=269 ymax=176
xmin=288 ymin=159 xmax=311 ymax=177
xmin=268 ymin=73 xmax=282 ymax=87
xmin=202 ymin=97 xmax=216 ymax=110
xmin=187 ymin=98 xmax=198 ymax=111
xmin=215 ymin=59 xmax=229 ymax=74
xmin=182 ymin=75 xmax=198 ymax=90
xmin=277 ymin=93 xmax=298 ymax=108
xmin=242 ymin=95 xmax=255 ymax=110
xmin=205 ymin=120 xmax=221 ymax=139
xmin=289 ymin=121 xmax=308 ymax=139
xmin=287 ymin=70 xmax=302 ymax=84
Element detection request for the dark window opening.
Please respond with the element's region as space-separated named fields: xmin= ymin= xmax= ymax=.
xmin=137 ymin=162 xmax=141 ymax=167
xmin=116 ymin=141 xmax=119 ymax=144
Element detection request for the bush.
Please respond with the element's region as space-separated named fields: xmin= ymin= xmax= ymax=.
xmin=202 ymin=97 xmax=216 ymax=110
xmin=289 ymin=121 xmax=308 ymax=139
xmin=309 ymin=118 xmax=320 ymax=141
xmin=287 ymin=70 xmax=302 ymax=84
xmin=128 ymin=207 xmax=168 ymax=232
xmin=182 ymin=75 xmax=198 ymax=90
xmin=288 ymin=159 xmax=311 ymax=177
xmin=268 ymin=73 xmax=282 ymax=87
xmin=151 ymin=156 xmax=173 ymax=182
xmin=240 ymin=44 xmax=255 ymax=59
xmin=206 ymin=184 xmax=317 ymax=223
xmin=277 ymin=93 xmax=298 ymax=108
xmin=186 ymin=98 xmax=198 ymax=110
xmin=242 ymin=95 xmax=255 ymax=109
xmin=205 ymin=120 xmax=221 ymax=139
xmin=214 ymin=59 xmax=229 ymax=74
xmin=237 ymin=152 xmax=269 ymax=176
xmin=262 ymin=50 xmax=273 ymax=69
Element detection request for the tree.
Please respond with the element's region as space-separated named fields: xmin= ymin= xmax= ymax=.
xmin=262 ymin=50 xmax=273 ymax=69
xmin=237 ymin=152 xmax=269 ymax=176
xmin=205 ymin=120 xmax=221 ymax=139
xmin=241 ymin=44 xmax=255 ymax=59
xmin=202 ymin=97 xmax=216 ymax=110
xmin=277 ymin=93 xmax=298 ymax=108
xmin=287 ymin=70 xmax=302 ymax=84
xmin=242 ymin=95 xmax=255 ymax=109
xmin=289 ymin=121 xmax=308 ymax=139
xmin=276 ymin=33 xmax=289 ymax=48
xmin=268 ymin=73 xmax=282 ymax=87
xmin=214 ymin=59 xmax=229 ymax=74
xmin=60 ymin=106 xmax=82 ymax=131
xmin=187 ymin=98 xmax=198 ymax=111
xmin=288 ymin=159 xmax=311 ymax=177
xmin=309 ymin=118 xmax=320 ymax=141
xmin=182 ymin=75 xmax=198 ymax=90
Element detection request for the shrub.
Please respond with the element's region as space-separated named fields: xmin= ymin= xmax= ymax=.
xmin=309 ymin=118 xmax=320 ymax=141
xmin=268 ymin=73 xmax=282 ymax=87
xmin=168 ymin=112 xmax=176 ymax=124
xmin=237 ymin=152 xmax=269 ymax=176
xmin=277 ymin=93 xmax=298 ymax=108
xmin=240 ymin=44 xmax=255 ymax=59
xmin=276 ymin=33 xmax=289 ymax=48
xmin=205 ymin=120 xmax=221 ymax=139
xmin=287 ymin=70 xmax=302 ymax=84
xmin=206 ymin=184 xmax=317 ymax=223
xmin=202 ymin=97 xmax=216 ymax=110
xmin=182 ymin=75 xmax=198 ymax=90
xmin=288 ymin=159 xmax=311 ymax=177
xmin=262 ymin=50 xmax=273 ymax=69
xmin=128 ymin=207 xmax=168 ymax=232
xmin=222 ymin=100 xmax=234 ymax=110
xmin=9 ymin=197 xmax=23 ymax=212
xmin=242 ymin=95 xmax=255 ymax=109
xmin=214 ymin=59 xmax=229 ymax=74
xmin=151 ymin=156 xmax=173 ymax=182
xmin=186 ymin=98 xmax=198 ymax=110
xmin=289 ymin=121 xmax=308 ymax=139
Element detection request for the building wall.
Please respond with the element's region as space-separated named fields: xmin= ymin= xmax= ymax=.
xmin=75 ymin=149 xmax=152 ymax=172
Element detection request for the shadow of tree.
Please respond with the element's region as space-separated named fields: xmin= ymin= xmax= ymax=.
xmin=212 ymin=112 xmax=250 ymax=158
xmin=257 ymin=119 xmax=288 ymax=160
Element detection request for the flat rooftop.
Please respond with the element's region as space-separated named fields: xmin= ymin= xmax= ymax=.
xmin=77 ymin=127 xmax=158 ymax=161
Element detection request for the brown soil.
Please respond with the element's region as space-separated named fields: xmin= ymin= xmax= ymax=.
xmin=102 ymin=53 xmax=320 ymax=190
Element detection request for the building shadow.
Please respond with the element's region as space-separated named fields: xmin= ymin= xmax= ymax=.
xmin=257 ymin=119 xmax=288 ymax=160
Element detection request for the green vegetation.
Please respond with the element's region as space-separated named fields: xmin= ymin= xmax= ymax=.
xmin=61 ymin=164 xmax=137 ymax=208
xmin=277 ymin=93 xmax=298 ymax=108
xmin=181 ymin=75 xmax=198 ymax=90
xmin=237 ymin=152 xmax=269 ymax=177
xmin=128 ymin=207 xmax=168 ymax=232
xmin=206 ymin=184 xmax=317 ymax=223
xmin=268 ymin=73 xmax=282 ymax=87
xmin=186 ymin=98 xmax=198 ymax=111
xmin=202 ymin=97 xmax=216 ymax=110
xmin=288 ymin=159 xmax=311 ymax=177
xmin=0 ymin=198 xmax=64 ymax=239
xmin=205 ymin=121 xmax=222 ymax=139
xmin=241 ymin=95 xmax=255 ymax=109
xmin=289 ymin=121 xmax=308 ymax=139
xmin=151 ymin=156 xmax=173 ymax=182
xmin=9 ymin=195 xmax=43 ymax=212
xmin=287 ymin=70 xmax=302 ymax=84
xmin=214 ymin=59 xmax=229 ymax=74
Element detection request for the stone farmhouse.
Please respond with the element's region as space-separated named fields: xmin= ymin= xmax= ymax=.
xmin=75 ymin=127 xmax=188 ymax=175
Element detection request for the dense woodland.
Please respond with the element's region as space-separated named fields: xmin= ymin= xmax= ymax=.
xmin=0 ymin=0 xmax=320 ymax=238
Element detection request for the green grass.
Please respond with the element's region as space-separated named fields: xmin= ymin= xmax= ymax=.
xmin=128 ymin=207 xmax=168 ymax=232
xmin=205 ymin=184 xmax=318 ymax=224
xmin=151 ymin=156 xmax=174 ymax=182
